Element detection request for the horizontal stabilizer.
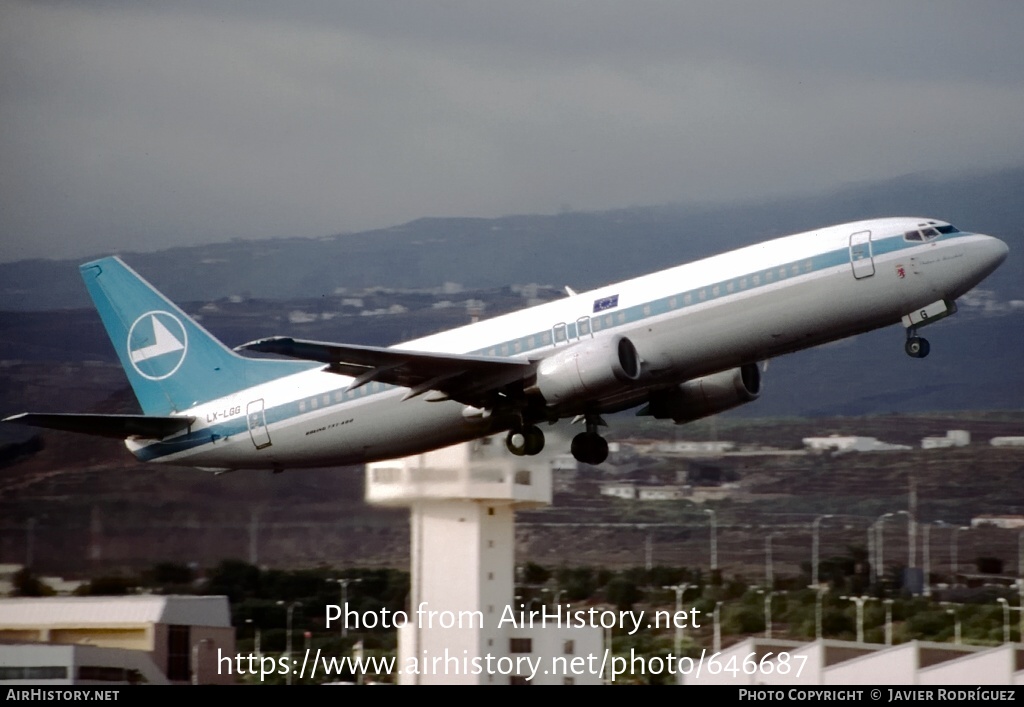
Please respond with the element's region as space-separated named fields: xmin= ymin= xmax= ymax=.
xmin=2 ymin=412 xmax=195 ymax=439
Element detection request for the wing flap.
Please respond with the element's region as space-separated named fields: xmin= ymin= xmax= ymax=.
xmin=237 ymin=336 xmax=533 ymax=405
xmin=3 ymin=413 xmax=196 ymax=439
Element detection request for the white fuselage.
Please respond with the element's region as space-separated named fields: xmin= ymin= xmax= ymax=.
xmin=126 ymin=217 xmax=1008 ymax=470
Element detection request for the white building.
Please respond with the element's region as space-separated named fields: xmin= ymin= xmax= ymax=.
xmin=0 ymin=643 xmax=168 ymax=685
xmin=656 ymin=441 xmax=736 ymax=456
xmin=600 ymin=483 xmax=637 ymax=499
xmin=970 ymin=514 xmax=1024 ymax=530
xmin=922 ymin=430 xmax=971 ymax=449
xmin=991 ymin=437 xmax=1024 ymax=447
xmin=803 ymin=436 xmax=911 ymax=453
xmin=637 ymin=486 xmax=689 ymax=501
xmin=685 ymin=637 xmax=1024 ymax=685
xmin=0 ymin=595 xmax=234 ymax=684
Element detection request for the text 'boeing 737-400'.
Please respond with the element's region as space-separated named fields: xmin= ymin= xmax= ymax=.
xmin=3 ymin=217 xmax=1008 ymax=471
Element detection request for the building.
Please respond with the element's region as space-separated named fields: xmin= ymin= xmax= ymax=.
xmin=922 ymin=430 xmax=971 ymax=449
xmin=0 ymin=643 xmax=168 ymax=685
xmin=637 ymin=486 xmax=689 ymax=501
xmin=0 ymin=595 xmax=235 ymax=684
xmin=600 ymin=483 xmax=637 ymax=499
xmin=803 ymin=435 xmax=911 ymax=453
xmin=655 ymin=441 xmax=736 ymax=456
xmin=970 ymin=514 xmax=1024 ymax=530
xmin=991 ymin=437 xmax=1024 ymax=447
xmin=683 ymin=636 xmax=1024 ymax=685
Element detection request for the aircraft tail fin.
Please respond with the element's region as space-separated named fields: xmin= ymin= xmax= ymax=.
xmin=80 ymin=257 xmax=315 ymax=416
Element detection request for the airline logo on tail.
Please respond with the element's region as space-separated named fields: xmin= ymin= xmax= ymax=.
xmin=127 ymin=311 xmax=188 ymax=380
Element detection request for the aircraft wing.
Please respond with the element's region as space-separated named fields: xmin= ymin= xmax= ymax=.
xmin=237 ymin=336 xmax=535 ymax=405
xmin=3 ymin=413 xmax=196 ymax=439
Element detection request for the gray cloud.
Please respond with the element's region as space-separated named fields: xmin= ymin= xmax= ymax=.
xmin=2 ymin=1 xmax=1024 ymax=263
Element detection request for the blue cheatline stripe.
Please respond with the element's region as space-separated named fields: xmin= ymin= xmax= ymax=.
xmin=133 ymin=231 xmax=971 ymax=462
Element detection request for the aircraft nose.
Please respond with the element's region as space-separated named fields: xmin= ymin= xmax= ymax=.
xmin=969 ymin=234 xmax=1009 ymax=280
xmin=980 ymin=234 xmax=1009 ymax=269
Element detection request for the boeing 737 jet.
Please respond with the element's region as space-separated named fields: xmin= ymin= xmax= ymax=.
xmin=3 ymin=217 xmax=1008 ymax=470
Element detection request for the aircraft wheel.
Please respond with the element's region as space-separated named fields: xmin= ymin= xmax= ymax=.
xmin=905 ymin=336 xmax=930 ymax=358
xmin=505 ymin=430 xmax=527 ymax=456
xmin=571 ymin=432 xmax=609 ymax=465
xmin=523 ymin=425 xmax=545 ymax=456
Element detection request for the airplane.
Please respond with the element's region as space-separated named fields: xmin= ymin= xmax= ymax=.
xmin=2 ymin=217 xmax=1009 ymax=471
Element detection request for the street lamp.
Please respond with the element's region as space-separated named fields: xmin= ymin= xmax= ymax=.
xmin=871 ymin=513 xmax=893 ymax=586
xmin=756 ymin=589 xmax=784 ymax=639
xmin=997 ymin=598 xmax=1011 ymax=644
xmin=811 ymin=514 xmax=833 ymax=588
xmin=515 ymin=594 xmax=539 ymax=612
xmin=922 ymin=522 xmax=936 ymax=597
xmin=876 ymin=511 xmax=910 ymax=587
xmin=245 ymin=618 xmax=261 ymax=657
xmin=944 ymin=604 xmax=961 ymax=645
xmin=704 ymin=509 xmax=718 ymax=573
xmin=278 ymin=600 xmax=302 ymax=685
xmin=842 ymin=595 xmax=871 ymax=644
xmin=662 ymin=583 xmax=691 ymax=654
xmin=951 ymin=526 xmax=969 ymax=587
xmin=330 ymin=578 xmax=362 ymax=639
xmin=883 ymin=599 xmax=894 ymax=646
xmin=542 ymin=586 xmax=565 ymax=606
xmin=868 ymin=525 xmax=876 ymax=586
xmin=815 ymin=585 xmax=829 ymax=641
xmin=713 ymin=601 xmax=723 ymax=653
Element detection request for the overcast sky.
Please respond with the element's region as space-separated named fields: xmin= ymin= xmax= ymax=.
xmin=2 ymin=1 xmax=1023 ymax=263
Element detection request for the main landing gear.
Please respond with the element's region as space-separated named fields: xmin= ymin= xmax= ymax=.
xmin=505 ymin=425 xmax=545 ymax=456
xmin=571 ymin=416 xmax=609 ymax=465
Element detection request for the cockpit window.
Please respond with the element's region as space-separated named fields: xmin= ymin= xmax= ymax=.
xmin=903 ymin=223 xmax=958 ymax=242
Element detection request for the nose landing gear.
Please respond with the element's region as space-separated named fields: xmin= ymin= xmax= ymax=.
xmin=905 ymin=335 xmax=930 ymax=358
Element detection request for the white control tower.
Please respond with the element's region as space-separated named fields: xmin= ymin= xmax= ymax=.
xmin=367 ymin=436 xmax=595 ymax=685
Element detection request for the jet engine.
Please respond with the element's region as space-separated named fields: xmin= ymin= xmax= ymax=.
xmin=639 ymin=363 xmax=761 ymax=424
xmin=528 ymin=336 xmax=642 ymax=406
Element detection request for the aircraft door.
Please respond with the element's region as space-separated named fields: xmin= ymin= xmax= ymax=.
xmin=246 ymin=399 xmax=272 ymax=450
xmin=849 ymin=230 xmax=875 ymax=279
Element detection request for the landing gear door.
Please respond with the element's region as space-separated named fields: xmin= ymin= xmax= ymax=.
xmin=849 ymin=230 xmax=875 ymax=279
xmin=246 ymin=399 xmax=272 ymax=450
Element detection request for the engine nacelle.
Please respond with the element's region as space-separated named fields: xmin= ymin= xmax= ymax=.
xmin=641 ymin=363 xmax=761 ymax=424
xmin=529 ymin=336 xmax=642 ymax=406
